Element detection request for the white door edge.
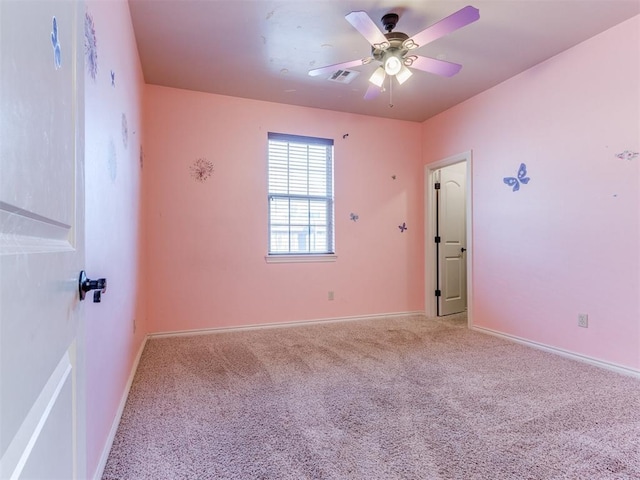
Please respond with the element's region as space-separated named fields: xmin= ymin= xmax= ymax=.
xmin=424 ymin=151 xmax=474 ymax=327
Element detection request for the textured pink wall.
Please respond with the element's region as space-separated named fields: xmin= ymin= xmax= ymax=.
xmin=84 ymin=0 xmax=146 ymax=477
xmin=422 ymin=17 xmax=640 ymax=369
xmin=144 ymin=87 xmax=424 ymax=333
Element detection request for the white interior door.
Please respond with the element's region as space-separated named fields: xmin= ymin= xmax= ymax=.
xmin=1 ymin=1 xmax=86 ymax=478
xmin=437 ymin=162 xmax=467 ymax=316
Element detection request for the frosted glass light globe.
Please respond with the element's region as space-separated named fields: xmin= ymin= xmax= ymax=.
xmin=384 ymin=55 xmax=402 ymax=76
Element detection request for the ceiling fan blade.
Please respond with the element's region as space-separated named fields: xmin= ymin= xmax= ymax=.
xmin=364 ymin=83 xmax=381 ymax=100
xmin=308 ymin=58 xmax=371 ymax=77
xmin=345 ymin=11 xmax=390 ymax=50
xmin=404 ymin=5 xmax=479 ymax=49
xmin=408 ymin=56 xmax=462 ymax=77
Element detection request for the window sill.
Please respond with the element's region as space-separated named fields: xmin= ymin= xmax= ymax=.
xmin=265 ymin=254 xmax=337 ymax=264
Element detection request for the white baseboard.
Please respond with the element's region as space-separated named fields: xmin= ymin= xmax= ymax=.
xmin=149 ymin=311 xmax=427 ymax=339
xmin=471 ymin=325 xmax=640 ymax=379
xmin=92 ymin=336 xmax=148 ymax=480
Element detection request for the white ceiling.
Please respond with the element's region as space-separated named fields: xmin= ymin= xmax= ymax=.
xmin=128 ymin=0 xmax=640 ymax=123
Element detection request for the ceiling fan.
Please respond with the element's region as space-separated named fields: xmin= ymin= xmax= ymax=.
xmin=309 ymin=5 xmax=480 ymax=99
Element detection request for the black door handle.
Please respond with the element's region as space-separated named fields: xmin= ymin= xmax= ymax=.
xmin=461 ymin=247 xmax=467 ymax=253
xmin=79 ymin=271 xmax=107 ymax=303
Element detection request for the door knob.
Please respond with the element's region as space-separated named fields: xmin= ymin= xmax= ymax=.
xmin=461 ymin=247 xmax=467 ymax=253
xmin=79 ymin=271 xmax=107 ymax=303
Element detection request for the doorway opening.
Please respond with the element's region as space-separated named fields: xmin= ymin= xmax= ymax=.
xmin=424 ymin=151 xmax=473 ymax=326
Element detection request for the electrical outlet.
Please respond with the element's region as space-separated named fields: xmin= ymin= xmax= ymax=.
xmin=328 ymin=291 xmax=334 ymax=301
xmin=578 ymin=314 xmax=588 ymax=328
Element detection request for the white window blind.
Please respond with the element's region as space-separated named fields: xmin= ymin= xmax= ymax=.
xmin=268 ymin=132 xmax=334 ymax=255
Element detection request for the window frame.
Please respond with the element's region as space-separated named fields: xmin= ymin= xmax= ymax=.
xmin=266 ymin=132 xmax=336 ymax=262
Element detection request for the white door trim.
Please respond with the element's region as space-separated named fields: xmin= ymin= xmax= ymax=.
xmin=424 ymin=151 xmax=473 ymax=327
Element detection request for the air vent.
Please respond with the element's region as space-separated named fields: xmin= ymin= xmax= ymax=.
xmin=327 ymin=69 xmax=360 ymax=84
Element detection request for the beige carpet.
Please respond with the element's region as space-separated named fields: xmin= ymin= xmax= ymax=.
xmin=102 ymin=314 xmax=640 ymax=479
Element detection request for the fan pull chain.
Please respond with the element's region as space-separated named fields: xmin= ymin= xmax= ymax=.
xmin=389 ymin=76 xmax=393 ymax=108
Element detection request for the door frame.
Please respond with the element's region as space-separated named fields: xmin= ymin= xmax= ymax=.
xmin=424 ymin=151 xmax=473 ymax=326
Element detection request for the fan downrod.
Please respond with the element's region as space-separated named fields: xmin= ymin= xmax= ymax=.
xmin=381 ymin=13 xmax=399 ymax=33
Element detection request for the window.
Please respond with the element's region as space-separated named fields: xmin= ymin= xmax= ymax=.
xmin=267 ymin=132 xmax=334 ymax=258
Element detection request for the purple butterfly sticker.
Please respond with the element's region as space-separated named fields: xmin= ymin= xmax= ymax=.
xmin=615 ymin=150 xmax=638 ymax=161
xmin=51 ymin=17 xmax=61 ymax=69
xmin=398 ymin=222 xmax=407 ymax=233
xmin=503 ymin=163 xmax=530 ymax=192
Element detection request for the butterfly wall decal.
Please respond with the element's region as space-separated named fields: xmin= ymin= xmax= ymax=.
xmin=349 ymin=213 xmax=359 ymax=222
xmin=503 ymin=163 xmax=530 ymax=192
xmin=398 ymin=222 xmax=407 ymax=233
xmin=51 ymin=17 xmax=61 ymax=69
xmin=111 ymin=70 xmax=115 ymax=87
xmin=615 ymin=150 xmax=638 ymax=161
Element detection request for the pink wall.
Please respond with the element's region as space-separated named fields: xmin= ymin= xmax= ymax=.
xmin=77 ymin=12 xmax=639 ymax=479
xmin=144 ymin=86 xmax=424 ymax=333
xmin=422 ymin=17 xmax=640 ymax=369
xmin=84 ymin=0 xmax=146 ymax=477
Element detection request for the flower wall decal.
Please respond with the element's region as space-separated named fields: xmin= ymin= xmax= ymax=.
xmin=121 ymin=113 xmax=128 ymax=149
xmin=84 ymin=11 xmax=98 ymax=80
xmin=190 ymin=158 xmax=214 ymax=182
xmin=108 ymin=138 xmax=117 ymax=183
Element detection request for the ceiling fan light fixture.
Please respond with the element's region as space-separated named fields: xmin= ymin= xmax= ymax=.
xmin=369 ymin=66 xmax=386 ymax=87
xmin=384 ymin=54 xmax=402 ymax=76
xmin=396 ymin=65 xmax=413 ymax=85
xmin=326 ymin=6 xmax=480 ymax=103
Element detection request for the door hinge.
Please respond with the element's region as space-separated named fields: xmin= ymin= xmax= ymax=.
xmin=434 ymin=182 xmax=441 ymax=190
xmin=434 ymin=236 xmax=441 ymax=243
xmin=435 ymin=289 xmax=441 ymax=297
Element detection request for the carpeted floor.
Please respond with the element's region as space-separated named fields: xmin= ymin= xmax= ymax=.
xmin=102 ymin=314 xmax=640 ymax=479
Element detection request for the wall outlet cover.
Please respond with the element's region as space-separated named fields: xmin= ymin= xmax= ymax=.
xmin=578 ymin=314 xmax=588 ymax=328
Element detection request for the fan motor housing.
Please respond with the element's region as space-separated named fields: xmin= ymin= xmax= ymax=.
xmin=381 ymin=13 xmax=399 ymax=32
xmin=371 ymin=31 xmax=409 ymax=62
